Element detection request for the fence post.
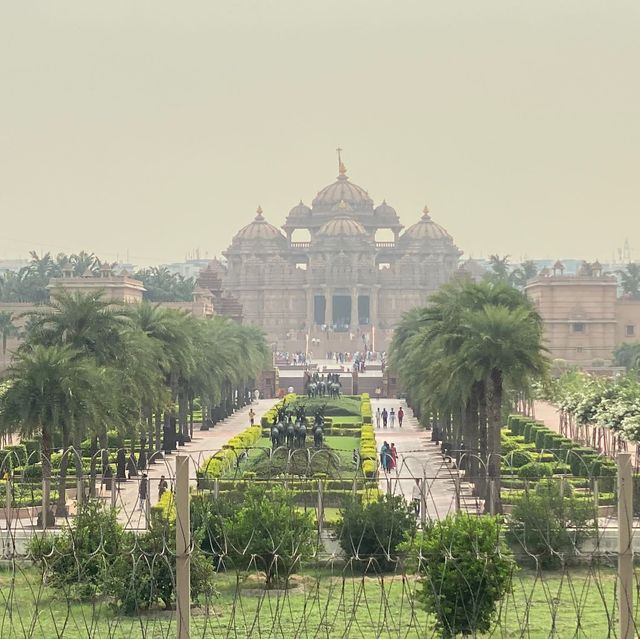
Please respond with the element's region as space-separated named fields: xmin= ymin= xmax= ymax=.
xmin=454 ymin=475 xmax=461 ymax=512
xmin=618 ymin=452 xmax=633 ymax=639
xmin=593 ymin=478 xmax=599 ymax=513
xmin=176 ymin=455 xmax=191 ymax=639
xmin=213 ymin=477 xmax=219 ymax=500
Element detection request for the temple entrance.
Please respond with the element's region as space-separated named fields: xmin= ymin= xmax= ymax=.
xmin=358 ymin=295 xmax=370 ymax=325
xmin=332 ymin=295 xmax=351 ymax=330
xmin=314 ymin=295 xmax=326 ymax=325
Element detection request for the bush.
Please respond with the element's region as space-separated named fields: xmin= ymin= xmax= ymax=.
xmin=336 ymin=494 xmax=416 ymax=572
xmin=224 ymin=485 xmax=316 ymax=586
xmin=507 ymin=488 xmax=595 ymax=568
xmin=107 ymin=519 xmax=215 ymax=613
xmin=3 ymin=444 xmax=28 ymax=467
xmin=503 ymin=449 xmax=533 ymax=469
xmin=29 ymin=501 xmax=127 ymax=599
xmin=517 ymin=462 xmax=554 ymax=479
xmin=403 ymin=513 xmax=514 ymax=638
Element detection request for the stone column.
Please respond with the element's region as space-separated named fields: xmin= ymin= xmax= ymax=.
xmin=325 ymin=289 xmax=333 ymax=327
xmin=306 ymin=288 xmax=314 ymax=331
xmin=351 ymin=288 xmax=359 ymax=328
xmin=370 ymin=287 xmax=378 ymax=329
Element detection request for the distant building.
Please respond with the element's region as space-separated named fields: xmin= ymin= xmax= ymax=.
xmin=525 ymin=260 xmax=640 ymax=367
xmin=0 ymin=259 xmax=29 ymax=274
xmin=163 ymin=259 xmax=211 ymax=280
xmin=218 ymin=155 xmax=462 ymax=352
xmin=48 ymin=263 xmax=146 ymax=304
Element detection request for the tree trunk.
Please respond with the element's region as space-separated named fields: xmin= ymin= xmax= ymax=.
xmin=41 ymin=425 xmax=52 ymax=530
xmin=155 ymin=410 xmax=162 ymax=454
xmin=98 ymin=429 xmax=110 ymax=494
xmin=55 ymin=426 xmax=70 ymax=516
xmin=486 ymin=369 xmax=503 ymax=515
xmin=89 ymin=436 xmax=98 ymax=498
xmin=178 ymin=388 xmax=189 ymax=443
xmin=477 ymin=384 xmax=488 ymax=500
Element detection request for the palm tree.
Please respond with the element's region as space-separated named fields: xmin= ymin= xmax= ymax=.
xmin=488 ymin=255 xmax=511 ymax=280
xmin=510 ymin=260 xmax=538 ymax=289
xmin=0 ymin=345 xmax=109 ymax=525
xmin=456 ymin=304 xmax=547 ymax=512
xmin=614 ymin=342 xmax=640 ymax=372
xmin=0 ymin=311 xmax=17 ymax=355
xmin=24 ymin=291 xmax=133 ymax=493
xmin=390 ymin=279 xmax=548 ymax=513
xmin=618 ymin=263 xmax=640 ymax=299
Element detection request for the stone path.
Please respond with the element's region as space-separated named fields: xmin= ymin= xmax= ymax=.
xmin=110 ymin=399 xmax=277 ymax=529
xmin=371 ymin=399 xmax=477 ymax=520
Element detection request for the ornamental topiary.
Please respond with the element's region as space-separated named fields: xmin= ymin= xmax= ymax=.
xmin=517 ymin=462 xmax=554 ymax=479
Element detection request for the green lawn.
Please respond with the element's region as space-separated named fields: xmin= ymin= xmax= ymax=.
xmin=0 ymin=564 xmax=632 ymax=638
xmin=225 ymin=436 xmax=361 ymax=479
xmin=288 ymin=395 xmax=362 ymax=417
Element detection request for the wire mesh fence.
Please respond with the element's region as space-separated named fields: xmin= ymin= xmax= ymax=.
xmin=0 ymin=446 xmax=639 ymax=638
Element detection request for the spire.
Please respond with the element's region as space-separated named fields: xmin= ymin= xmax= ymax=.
xmin=255 ymin=205 xmax=264 ymax=220
xmin=337 ymin=147 xmax=347 ymax=178
xmin=422 ymin=205 xmax=431 ymax=220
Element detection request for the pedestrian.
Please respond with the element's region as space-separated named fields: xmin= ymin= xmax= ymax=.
xmin=398 ymin=406 xmax=404 ymax=428
xmin=380 ymin=441 xmax=390 ymax=473
xmin=158 ymin=475 xmax=168 ymax=499
xmin=139 ymin=473 xmax=148 ymax=511
xmin=390 ymin=443 xmax=398 ymax=471
xmin=375 ymin=407 xmax=381 ymax=429
xmin=249 ymin=407 xmax=256 ymax=426
xmin=389 ymin=408 xmax=395 ymax=428
xmin=411 ymin=478 xmax=422 ymax=517
xmin=382 ymin=407 xmax=388 ymax=428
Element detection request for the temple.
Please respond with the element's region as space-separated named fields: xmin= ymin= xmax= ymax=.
xmin=212 ymin=154 xmax=462 ymax=352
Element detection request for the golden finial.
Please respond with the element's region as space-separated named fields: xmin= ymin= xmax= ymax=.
xmin=337 ymin=147 xmax=347 ymax=176
xmin=422 ymin=205 xmax=430 ymax=218
xmin=256 ymin=205 xmax=264 ymax=219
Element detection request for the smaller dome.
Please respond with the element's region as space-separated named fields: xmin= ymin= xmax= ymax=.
xmin=374 ymin=200 xmax=397 ymax=217
xmin=287 ymin=200 xmax=311 ymax=218
xmin=399 ymin=206 xmax=453 ymax=243
xmin=233 ymin=206 xmax=287 ymax=245
xmin=316 ymin=212 xmax=368 ymax=238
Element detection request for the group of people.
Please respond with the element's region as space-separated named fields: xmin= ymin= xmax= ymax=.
xmin=275 ymin=351 xmax=307 ymax=366
xmin=375 ymin=406 xmax=404 ymax=428
xmin=380 ymin=441 xmax=398 ymax=472
xmin=137 ymin=473 xmax=169 ymax=512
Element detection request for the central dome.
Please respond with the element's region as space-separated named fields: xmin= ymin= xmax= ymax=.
xmin=312 ymin=161 xmax=373 ymax=210
xmin=316 ymin=213 xmax=368 ymax=238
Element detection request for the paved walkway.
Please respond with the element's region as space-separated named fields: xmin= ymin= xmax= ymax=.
xmin=111 ymin=399 xmax=276 ymax=528
xmin=371 ymin=399 xmax=469 ymax=520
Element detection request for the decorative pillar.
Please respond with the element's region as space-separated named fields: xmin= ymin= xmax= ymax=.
xmin=370 ymin=288 xmax=378 ymax=330
xmin=351 ymin=288 xmax=358 ymax=328
xmin=325 ymin=289 xmax=333 ymax=327
xmin=306 ymin=289 xmax=314 ymax=330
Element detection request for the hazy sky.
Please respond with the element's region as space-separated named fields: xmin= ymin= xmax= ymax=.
xmin=1 ymin=1 xmax=638 ymax=266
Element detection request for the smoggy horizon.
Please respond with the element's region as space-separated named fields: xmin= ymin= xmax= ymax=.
xmin=1 ymin=1 xmax=638 ymax=266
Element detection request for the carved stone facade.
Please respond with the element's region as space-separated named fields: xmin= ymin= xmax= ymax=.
xmin=220 ymin=159 xmax=462 ymax=351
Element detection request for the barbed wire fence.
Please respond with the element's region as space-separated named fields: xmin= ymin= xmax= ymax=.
xmin=0 ymin=445 xmax=638 ymax=638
